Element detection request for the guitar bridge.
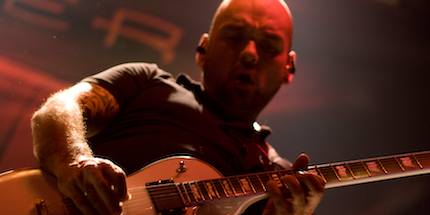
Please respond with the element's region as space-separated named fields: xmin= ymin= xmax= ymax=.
xmin=35 ymin=198 xmax=48 ymax=215
xmin=61 ymin=196 xmax=83 ymax=215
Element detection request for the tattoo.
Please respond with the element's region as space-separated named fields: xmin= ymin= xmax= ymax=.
xmin=80 ymin=84 xmax=118 ymax=123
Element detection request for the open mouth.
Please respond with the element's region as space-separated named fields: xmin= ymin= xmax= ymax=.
xmin=237 ymin=74 xmax=253 ymax=84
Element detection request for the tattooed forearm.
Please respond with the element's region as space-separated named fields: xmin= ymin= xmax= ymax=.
xmin=79 ymin=83 xmax=120 ymax=136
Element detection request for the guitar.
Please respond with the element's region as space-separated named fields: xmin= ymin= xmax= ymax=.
xmin=0 ymin=151 xmax=429 ymax=215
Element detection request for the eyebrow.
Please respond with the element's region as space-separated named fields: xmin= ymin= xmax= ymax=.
xmin=220 ymin=23 xmax=283 ymax=39
xmin=219 ymin=23 xmax=247 ymax=32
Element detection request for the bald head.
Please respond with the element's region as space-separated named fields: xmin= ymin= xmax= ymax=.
xmin=195 ymin=0 xmax=296 ymax=122
xmin=209 ymin=0 xmax=293 ymax=47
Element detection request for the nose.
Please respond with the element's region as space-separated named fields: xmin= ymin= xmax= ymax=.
xmin=240 ymin=40 xmax=259 ymax=69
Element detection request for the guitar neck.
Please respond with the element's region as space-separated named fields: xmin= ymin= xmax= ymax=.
xmin=309 ymin=150 xmax=430 ymax=189
xmin=147 ymin=151 xmax=430 ymax=207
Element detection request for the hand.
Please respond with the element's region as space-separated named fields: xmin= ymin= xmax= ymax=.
xmin=55 ymin=156 xmax=129 ymax=215
xmin=263 ymin=154 xmax=325 ymax=215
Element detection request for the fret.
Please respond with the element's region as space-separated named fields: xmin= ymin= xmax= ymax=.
xmin=216 ymin=179 xmax=230 ymax=197
xmin=316 ymin=165 xmax=338 ymax=182
xmin=330 ymin=164 xmax=355 ymax=180
xmin=189 ymin=182 xmax=204 ymax=202
xmin=345 ymin=161 xmax=369 ymax=178
xmin=307 ymin=168 xmax=318 ymax=177
xmin=344 ymin=163 xmax=356 ymax=179
xmin=376 ymin=159 xmax=388 ymax=174
xmin=179 ymin=183 xmax=191 ymax=204
xmin=269 ymin=171 xmax=286 ymax=188
xmin=362 ymin=160 xmax=386 ymax=176
xmin=248 ymin=174 xmax=265 ymax=193
xmin=201 ymin=180 xmax=214 ymax=200
xmin=246 ymin=175 xmax=257 ymax=194
xmin=260 ymin=172 xmax=278 ymax=190
xmin=283 ymin=170 xmax=295 ymax=184
xmin=203 ymin=180 xmax=220 ymax=199
xmin=360 ymin=161 xmax=372 ymax=176
xmin=257 ymin=172 xmax=272 ymax=186
xmin=309 ymin=167 xmax=327 ymax=183
xmin=196 ymin=182 xmax=206 ymax=201
xmin=230 ymin=176 xmax=246 ymax=196
xmin=236 ymin=175 xmax=254 ymax=194
xmin=412 ymin=155 xmax=423 ymax=169
xmin=211 ymin=180 xmax=227 ymax=198
xmin=378 ymin=158 xmax=402 ymax=173
xmin=235 ymin=176 xmax=247 ymax=194
xmin=219 ymin=179 xmax=235 ymax=197
xmin=399 ymin=155 xmax=421 ymax=170
xmin=269 ymin=171 xmax=288 ymax=188
xmin=227 ymin=178 xmax=240 ymax=196
xmin=183 ymin=182 xmax=197 ymax=202
xmin=226 ymin=178 xmax=238 ymax=196
xmin=394 ymin=157 xmax=406 ymax=171
xmin=329 ymin=165 xmax=341 ymax=181
xmin=234 ymin=175 xmax=258 ymax=194
xmin=196 ymin=181 xmax=211 ymax=201
xmin=414 ymin=153 xmax=430 ymax=168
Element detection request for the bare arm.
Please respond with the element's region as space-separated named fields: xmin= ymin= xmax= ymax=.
xmin=31 ymin=82 xmax=118 ymax=174
xmin=31 ymin=82 xmax=127 ymax=215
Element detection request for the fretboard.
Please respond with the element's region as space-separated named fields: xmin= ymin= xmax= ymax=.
xmin=147 ymin=150 xmax=430 ymax=207
xmin=309 ymin=150 xmax=430 ymax=189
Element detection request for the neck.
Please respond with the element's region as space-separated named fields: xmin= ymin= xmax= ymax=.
xmin=203 ymin=95 xmax=260 ymax=123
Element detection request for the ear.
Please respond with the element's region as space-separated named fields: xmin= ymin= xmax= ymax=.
xmin=195 ymin=33 xmax=209 ymax=69
xmin=283 ymin=50 xmax=296 ymax=84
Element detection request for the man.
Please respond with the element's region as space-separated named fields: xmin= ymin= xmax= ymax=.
xmin=31 ymin=0 xmax=325 ymax=214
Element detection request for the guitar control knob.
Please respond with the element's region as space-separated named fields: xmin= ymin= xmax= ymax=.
xmin=177 ymin=160 xmax=187 ymax=173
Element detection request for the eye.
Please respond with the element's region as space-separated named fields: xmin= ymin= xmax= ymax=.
xmin=259 ymin=42 xmax=281 ymax=55
xmin=224 ymin=34 xmax=244 ymax=44
xmin=221 ymin=28 xmax=247 ymax=45
xmin=263 ymin=44 xmax=277 ymax=53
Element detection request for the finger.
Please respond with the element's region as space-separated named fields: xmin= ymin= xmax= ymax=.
xmin=292 ymin=153 xmax=310 ymax=170
xmin=93 ymin=165 xmax=125 ymax=214
xmin=297 ymin=172 xmax=325 ymax=193
xmin=83 ymin=165 xmax=121 ymax=215
xmin=85 ymin=185 xmax=117 ymax=215
xmin=296 ymin=173 xmax=325 ymax=214
xmin=56 ymin=172 xmax=99 ymax=215
xmin=67 ymin=184 xmax=100 ymax=215
xmin=281 ymin=175 xmax=306 ymax=214
xmin=266 ymin=179 xmax=290 ymax=214
xmin=101 ymin=162 xmax=128 ymax=201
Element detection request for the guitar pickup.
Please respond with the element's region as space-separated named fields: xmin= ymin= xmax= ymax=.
xmin=146 ymin=180 xmax=186 ymax=215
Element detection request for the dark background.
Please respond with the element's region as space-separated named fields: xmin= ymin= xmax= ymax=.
xmin=0 ymin=0 xmax=429 ymax=214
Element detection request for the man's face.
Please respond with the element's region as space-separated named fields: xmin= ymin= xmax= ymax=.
xmin=201 ymin=0 xmax=293 ymax=121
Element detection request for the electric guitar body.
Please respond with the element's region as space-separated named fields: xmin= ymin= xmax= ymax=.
xmin=0 ymin=156 xmax=267 ymax=215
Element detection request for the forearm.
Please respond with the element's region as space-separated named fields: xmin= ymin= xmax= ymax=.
xmin=30 ymin=83 xmax=127 ymax=215
xmin=31 ymin=90 xmax=93 ymax=176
